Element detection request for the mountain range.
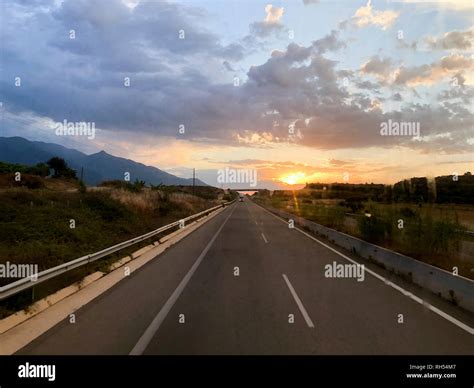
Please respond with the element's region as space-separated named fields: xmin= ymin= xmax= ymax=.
xmin=0 ymin=137 xmax=207 ymax=186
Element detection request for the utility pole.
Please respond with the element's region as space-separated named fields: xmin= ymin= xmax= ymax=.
xmin=193 ymin=168 xmax=195 ymax=195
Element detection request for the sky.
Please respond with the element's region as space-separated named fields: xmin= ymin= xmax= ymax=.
xmin=0 ymin=0 xmax=473 ymax=189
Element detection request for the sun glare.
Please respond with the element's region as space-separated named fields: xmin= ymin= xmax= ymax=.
xmin=280 ymin=172 xmax=306 ymax=185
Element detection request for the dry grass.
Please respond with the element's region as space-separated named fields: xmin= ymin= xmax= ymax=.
xmin=169 ymin=192 xmax=209 ymax=212
xmin=110 ymin=188 xmax=162 ymax=212
xmin=0 ymin=184 xmax=226 ymax=318
xmin=109 ymin=189 xmax=213 ymax=214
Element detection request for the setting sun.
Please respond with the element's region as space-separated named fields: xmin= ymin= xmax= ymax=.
xmin=280 ymin=172 xmax=307 ymax=185
xmin=0 ymin=0 xmax=472 ymax=370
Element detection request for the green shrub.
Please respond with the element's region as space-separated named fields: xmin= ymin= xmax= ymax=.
xmin=400 ymin=207 xmax=417 ymax=218
xmin=425 ymin=218 xmax=464 ymax=255
xmin=325 ymin=206 xmax=346 ymax=229
xmin=127 ymin=179 xmax=146 ymax=193
xmin=83 ymin=193 xmax=127 ymax=221
xmin=358 ymin=214 xmax=390 ymax=244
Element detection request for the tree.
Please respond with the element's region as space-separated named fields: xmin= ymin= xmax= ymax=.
xmin=47 ymin=157 xmax=77 ymax=179
xmin=31 ymin=162 xmax=50 ymax=177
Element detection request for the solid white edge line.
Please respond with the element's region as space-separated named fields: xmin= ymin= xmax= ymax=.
xmin=129 ymin=204 xmax=237 ymax=355
xmin=282 ymin=274 xmax=315 ymax=328
xmin=253 ymin=201 xmax=474 ymax=335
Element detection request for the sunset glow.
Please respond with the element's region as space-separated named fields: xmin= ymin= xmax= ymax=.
xmin=280 ymin=172 xmax=307 ymax=186
xmin=1 ymin=0 xmax=472 ymax=190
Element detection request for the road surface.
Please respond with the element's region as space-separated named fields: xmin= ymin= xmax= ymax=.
xmin=18 ymin=199 xmax=474 ymax=355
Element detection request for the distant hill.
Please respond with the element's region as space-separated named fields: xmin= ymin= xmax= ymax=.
xmin=0 ymin=137 xmax=207 ymax=186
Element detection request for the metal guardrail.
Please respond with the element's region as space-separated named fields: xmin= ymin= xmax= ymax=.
xmin=0 ymin=200 xmax=236 ymax=301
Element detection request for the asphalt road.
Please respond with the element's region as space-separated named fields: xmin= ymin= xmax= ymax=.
xmin=18 ymin=199 xmax=474 ymax=355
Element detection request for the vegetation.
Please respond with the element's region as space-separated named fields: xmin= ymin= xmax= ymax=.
xmin=46 ymin=157 xmax=77 ymax=179
xmin=254 ymin=189 xmax=473 ymax=279
xmin=0 ymin=161 xmax=50 ymax=176
xmin=0 ymin=164 xmax=229 ymax=318
xmin=303 ymin=172 xmax=474 ymax=204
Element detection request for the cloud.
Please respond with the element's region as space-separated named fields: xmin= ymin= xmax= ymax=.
xmin=207 ymin=157 xmax=414 ymax=188
xmin=352 ymin=0 xmax=399 ymax=30
xmin=249 ymin=3 xmax=285 ymax=38
xmin=392 ymin=92 xmax=403 ymax=101
xmin=401 ymin=0 xmax=473 ymax=10
xmin=312 ymin=30 xmax=346 ymax=54
xmin=359 ymin=53 xmax=473 ymax=87
xmin=240 ymin=44 xmax=472 ymax=153
xmin=223 ymin=61 xmax=235 ymax=72
xmin=328 ymin=159 xmax=353 ymax=167
xmin=48 ymin=0 xmax=245 ymax=66
xmin=303 ymin=0 xmax=319 ymax=5
xmin=425 ymin=29 xmax=473 ymax=50
xmin=439 ymin=54 xmax=472 ymax=70
xmin=397 ymin=38 xmax=418 ymax=50
xmin=2 ymin=0 xmax=472 ymax=158
xmin=394 ymin=54 xmax=473 ymax=86
xmin=393 ymin=64 xmax=437 ymax=86
xmin=294 ymin=101 xmax=472 ymax=153
xmin=355 ymin=80 xmax=381 ymax=90
xmin=360 ymin=56 xmax=393 ymax=77
xmin=249 ymin=22 xmax=285 ymax=38
xmin=264 ymin=4 xmax=284 ymax=23
xmin=212 ymin=158 xmax=364 ymax=181
xmin=438 ymin=85 xmax=474 ymax=104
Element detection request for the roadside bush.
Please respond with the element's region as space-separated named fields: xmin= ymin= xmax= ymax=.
xmin=100 ymin=179 xmax=146 ymax=193
xmin=24 ymin=175 xmax=45 ymax=189
xmin=83 ymin=193 xmax=127 ymax=221
xmin=326 ymin=206 xmax=346 ymax=229
xmin=345 ymin=198 xmax=364 ymax=213
xmin=99 ymin=180 xmax=124 ymax=189
xmin=358 ymin=214 xmax=390 ymax=244
xmin=127 ymin=179 xmax=146 ymax=193
xmin=421 ymin=214 xmax=464 ymax=256
xmin=400 ymin=206 xmax=417 ymax=218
